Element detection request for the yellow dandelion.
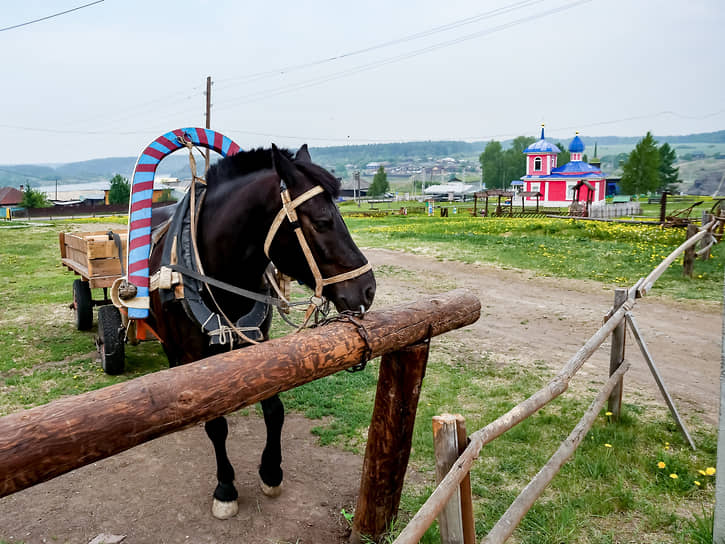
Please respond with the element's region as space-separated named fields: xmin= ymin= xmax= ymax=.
xmin=694 ymin=481 xmax=701 ymax=487
xmin=604 ymin=443 xmax=612 ymax=448
xmin=669 ymin=473 xmax=678 ymax=479
xmin=699 ymin=469 xmax=707 ymax=476
xmin=605 ymin=411 xmax=613 ymax=416
xmin=706 ymin=467 xmax=716 ymax=476
xmin=657 ymin=461 xmax=666 ymax=469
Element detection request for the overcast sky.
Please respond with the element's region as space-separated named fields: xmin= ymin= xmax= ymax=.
xmin=1 ymin=0 xmax=723 ymax=164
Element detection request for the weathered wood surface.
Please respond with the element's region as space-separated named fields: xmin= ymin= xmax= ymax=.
xmin=0 ymin=289 xmax=480 ymax=498
xmin=433 ymin=414 xmax=464 ymax=544
xmin=607 ymin=288 xmax=627 ymax=419
xmin=351 ymin=343 xmax=429 ymax=544
xmin=683 ymin=223 xmax=698 ymax=277
xmin=455 ymin=415 xmax=476 ymax=544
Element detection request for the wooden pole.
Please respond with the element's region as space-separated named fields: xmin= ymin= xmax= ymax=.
xmin=351 ymin=342 xmax=430 ymax=544
xmin=482 ymin=361 xmax=630 ymax=544
xmin=454 ymin=415 xmax=476 ymax=544
xmin=683 ymin=223 xmax=697 ymax=278
xmin=0 ymin=290 xmax=480 ymax=498
xmin=625 ymin=313 xmax=696 ymax=450
xmin=699 ymin=211 xmax=713 ymax=260
xmin=433 ymin=414 xmax=464 ymax=544
xmin=204 ymin=76 xmax=211 ymax=170
xmin=607 ymin=288 xmax=627 ymax=419
xmin=713 ymin=268 xmax=725 ymax=542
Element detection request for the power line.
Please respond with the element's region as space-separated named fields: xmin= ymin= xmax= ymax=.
xmin=0 ymin=0 xmax=105 ymax=33
xmin=213 ymin=0 xmax=594 ymax=112
xmin=214 ymin=0 xmax=546 ymax=89
xmin=60 ymin=0 xmax=551 ymax=132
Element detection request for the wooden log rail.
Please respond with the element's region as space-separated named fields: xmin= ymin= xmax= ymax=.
xmin=0 ymin=289 xmax=480 ymax=499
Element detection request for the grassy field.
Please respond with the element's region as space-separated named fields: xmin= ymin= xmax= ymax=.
xmin=0 ymin=215 xmax=720 ymax=543
xmin=343 ymin=213 xmax=723 ymax=302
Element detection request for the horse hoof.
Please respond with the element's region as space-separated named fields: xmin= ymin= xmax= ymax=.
xmin=212 ymin=498 xmax=239 ymax=519
xmin=260 ymin=481 xmax=282 ymax=497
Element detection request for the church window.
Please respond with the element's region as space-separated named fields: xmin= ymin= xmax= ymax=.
xmin=534 ymin=157 xmax=542 ymax=171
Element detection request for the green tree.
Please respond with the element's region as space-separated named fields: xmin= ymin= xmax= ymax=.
xmin=502 ymin=136 xmax=536 ymax=187
xmin=479 ymin=140 xmax=503 ymax=189
xmin=620 ymin=132 xmax=661 ymax=195
xmin=21 ymin=185 xmax=50 ymax=208
xmin=368 ymin=166 xmax=389 ymax=196
xmin=108 ymin=174 xmax=130 ymax=205
xmin=658 ymin=142 xmax=680 ymax=193
xmin=555 ymin=142 xmax=570 ymax=166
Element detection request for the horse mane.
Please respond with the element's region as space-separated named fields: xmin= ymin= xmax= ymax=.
xmin=205 ymin=147 xmax=340 ymax=197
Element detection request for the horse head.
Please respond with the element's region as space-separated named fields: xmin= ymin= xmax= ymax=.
xmin=266 ymin=144 xmax=375 ymax=314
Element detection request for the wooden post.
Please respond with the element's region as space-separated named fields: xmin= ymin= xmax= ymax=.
xmin=607 ymin=288 xmax=627 ymax=419
xmin=0 ymin=290 xmax=481 ymax=498
xmin=433 ymin=414 xmax=464 ymax=544
xmin=351 ymin=342 xmax=430 ymax=544
xmin=699 ymin=211 xmax=712 ymax=260
xmin=659 ymin=192 xmax=668 ymax=224
xmin=713 ymin=270 xmax=725 ymax=542
xmin=683 ymin=223 xmax=697 ymax=277
xmin=454 ymin=415 xmax=476 ymax=544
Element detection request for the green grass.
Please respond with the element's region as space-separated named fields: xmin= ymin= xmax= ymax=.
xmin=343 ymin=214 xmax=723 ymax=301
xmin=0 ymin=216 xmax=720 ymax=543
xmin=280 ymin=341 xmax=717 ymax=543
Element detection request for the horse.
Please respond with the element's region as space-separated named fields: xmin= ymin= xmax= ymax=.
xmin=145 ymin=143 xmax=376 ymax=519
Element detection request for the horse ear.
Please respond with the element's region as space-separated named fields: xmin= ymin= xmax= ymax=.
xmin=271 ymin=143 xmax=298 ymax=187
xmin=295 ymin=144 xmax=311 ymax=162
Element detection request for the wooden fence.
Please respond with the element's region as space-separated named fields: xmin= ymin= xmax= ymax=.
xmin=390 ymin=215 xmax=724 ymax=544
xmin=0 ymin=289 xmax=480 ymax=544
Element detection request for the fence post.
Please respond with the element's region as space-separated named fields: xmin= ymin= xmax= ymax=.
xmin=433 ymin=414 xmax=464 ymax=544
xmin=454 ymin=415 xmax=476 ymax=544
xmin=683 ymin=223 xmax=697 ymax=277
xmin=700 ymin=211 xmax=712 ymax=260
xmin=351 ymin=342 xmax=430 ymax=544
xmin=607 ymin=288 xmax=627 ymax=420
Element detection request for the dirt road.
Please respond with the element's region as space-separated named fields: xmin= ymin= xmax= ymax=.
xmin=0 ymin=248 xmax=721 ymax=543
xmin=367 ymin=248 xmax=723 ymax=425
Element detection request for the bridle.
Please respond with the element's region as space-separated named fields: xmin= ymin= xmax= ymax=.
xmin=263 ymin=178 xmax=372 ymax=326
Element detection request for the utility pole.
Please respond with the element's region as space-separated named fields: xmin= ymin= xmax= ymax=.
xmin=204 ymin=76 xmax=212 ymax=168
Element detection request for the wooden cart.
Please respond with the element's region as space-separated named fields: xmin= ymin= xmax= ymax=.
xmin=59 ymin=230 xmax=131 ymax=374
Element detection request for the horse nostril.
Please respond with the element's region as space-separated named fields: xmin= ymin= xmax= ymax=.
xmin=364 ymin=286 xmax=375 ymax=307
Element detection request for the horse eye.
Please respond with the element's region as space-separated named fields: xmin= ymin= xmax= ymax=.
xmin=312 ymin=218 xmax=333 ymax=232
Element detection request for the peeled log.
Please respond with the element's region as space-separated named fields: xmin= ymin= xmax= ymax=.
xmin=0 ymin=289 xmax=480 ymax=498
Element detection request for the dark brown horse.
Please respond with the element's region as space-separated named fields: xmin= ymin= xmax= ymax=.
xmin=146 ymin=143 xmax=375 ymax=518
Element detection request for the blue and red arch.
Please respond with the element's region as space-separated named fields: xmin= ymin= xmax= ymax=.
xmin=126 ymin=128 xmax=241 ymax=319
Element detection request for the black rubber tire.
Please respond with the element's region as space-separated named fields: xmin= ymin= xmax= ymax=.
xmin=97 ymin=305 xmax=125 ymax=375
xmin=73 ymin=279 xmax=93 ymax=330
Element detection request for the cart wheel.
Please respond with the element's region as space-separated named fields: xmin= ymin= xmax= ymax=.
xmin=98 ymin=305 xmax=125 ymax=375
xmin=73 ymin=279 xmax=93 ymax=331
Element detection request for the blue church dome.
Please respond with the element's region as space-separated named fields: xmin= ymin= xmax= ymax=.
xmin=569 ymin=133 xmax=585 ymax=153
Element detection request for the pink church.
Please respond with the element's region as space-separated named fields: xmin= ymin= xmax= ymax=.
xmin=520 ymin=126 xmax=606 ymax=206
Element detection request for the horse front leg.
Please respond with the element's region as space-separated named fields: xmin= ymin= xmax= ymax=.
xmin=205 ymin=416 xmax=239 ymax=519
xmin=259 ymin=395 xmax=284 ymax=497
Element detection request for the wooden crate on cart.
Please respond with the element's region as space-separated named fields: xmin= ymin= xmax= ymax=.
xmin=59 ymin=230 xmax=127 ymax=288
